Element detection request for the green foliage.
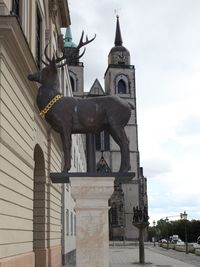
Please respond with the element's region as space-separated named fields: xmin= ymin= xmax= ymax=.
xmin=148 ymin=219 xmax=200 ymax=242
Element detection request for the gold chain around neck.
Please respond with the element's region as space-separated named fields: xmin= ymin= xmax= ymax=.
xmin=39 ymin=94 xmax=62 ymax=119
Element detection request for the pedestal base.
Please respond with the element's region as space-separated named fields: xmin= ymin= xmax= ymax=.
xmin=70 ymin=176 xmax=114 ymax=267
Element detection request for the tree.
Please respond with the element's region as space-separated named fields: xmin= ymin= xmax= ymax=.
xmin=148 ymin=219 xmax=200 ymax=243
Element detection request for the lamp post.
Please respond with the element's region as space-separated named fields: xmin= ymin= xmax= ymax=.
xmin=153 ymin=220 xmax=156 ymax=247
xmin=132 ymin=205 xmax=149 ymax=264
xmin=165 ymin=217 xmax=169 ymax=249
xmin=180 ymin=211 xmax=188 ymax=254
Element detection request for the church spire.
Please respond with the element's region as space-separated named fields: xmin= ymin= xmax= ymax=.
xmin=64 ymin=26 xmax=77 ymax=48
xmin=114 ymin=15 xmax=123 ymax=46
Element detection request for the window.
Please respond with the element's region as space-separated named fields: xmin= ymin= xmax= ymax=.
xmin=70 ymin=76 xmax=75 ymax=92
xmin=94 ymin=87 xmax=99 ymax=94
xmin=111 ymin=206 xmax=118 ymax=226
xmin=69 ymin=72 xmax=77 ymax=93
xmin=74 ymin=215 xmax=76 ymax=236
xmin=66 ymin=209 xmax=69 ymax=235
xmin=95 ymin=130 xmax=110 ymax=151
xmin=95 ymin=132 xmax=101 ymax=151
xmin=104 ymin=130 xmax=110 ymax=151
xmin=36 ymin=7 xmax=42 ymax=68
xmin=118 ymin=79 xmax=126 ymax=94
xmin=71 ymin=212 xmax=73 ymax=235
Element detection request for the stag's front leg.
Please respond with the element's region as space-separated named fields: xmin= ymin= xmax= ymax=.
xmin=60 ymin=130 xmax=72 ymax=171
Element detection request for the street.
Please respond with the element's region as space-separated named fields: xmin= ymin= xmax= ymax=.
xmin=109 ymin=243 xmax=200 ymax=266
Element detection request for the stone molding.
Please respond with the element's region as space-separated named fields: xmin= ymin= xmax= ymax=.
xmin=0 ymin=252 xmax=34 ymax=267
xmin=0 ymin=1 xmax=9 ymax=15
xmin=70 ymin=177 xmax=115 ymax=201
xmin=0 ymin=16 xmax=37 ymax=103
xmin=49 ymin=0 xmax=70 ymax=27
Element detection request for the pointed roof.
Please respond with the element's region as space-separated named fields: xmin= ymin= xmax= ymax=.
xmin=88 ymin=79 xmax=105 ymax=96
xmin=96 ymin=155 xmax=111 ymax=174
xmin=114 ymin=15 xmax=123 ymax=46
xmin=64 ymin=26 xmax=77 ymax=48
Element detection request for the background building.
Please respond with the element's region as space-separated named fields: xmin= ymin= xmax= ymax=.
xmin=66 ymin=16 xmax=148 ymax=241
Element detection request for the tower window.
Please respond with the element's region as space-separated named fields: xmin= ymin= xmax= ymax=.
xmin=95 ymin=130 xmax=110 ymax=151
xmin=118 ymin=79 xmax=126 ymax=94
xmin=70 ymin=76 xmax=75 ymax=92
xmin=95 ymin=132 xmax=101 ymax=151
xmin=111 ymin=206 xmax=118 ymax=226
xmin=104 ymin=130 xmax=110 ymax=151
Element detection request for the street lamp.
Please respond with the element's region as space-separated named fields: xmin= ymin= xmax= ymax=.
xmin=180 ymin=211 xmax=188 ymax=254
xmin=153 ymin=220 xmax=156 ymax=247
xmin=132 ymin=205 xmax=149 ymax=264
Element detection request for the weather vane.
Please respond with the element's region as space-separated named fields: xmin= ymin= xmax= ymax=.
xmin=114 ymin=8 xmax=121 ymax=18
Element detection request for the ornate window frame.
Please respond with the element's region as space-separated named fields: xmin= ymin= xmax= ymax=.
xmin=114 ymin=73 xmax=130 ymax=94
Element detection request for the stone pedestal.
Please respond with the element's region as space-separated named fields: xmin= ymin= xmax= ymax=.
xmin=70 ymin=177 xmax=114 ymax=267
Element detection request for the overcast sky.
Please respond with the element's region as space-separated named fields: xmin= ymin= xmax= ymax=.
xmin=66 ymin=0 xmax=200 ymax=225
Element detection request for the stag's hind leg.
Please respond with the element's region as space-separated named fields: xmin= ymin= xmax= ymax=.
xmin=60 ymin=130 xmax=72 ymax=171
xmin=109 ymin=126 xmax=131 ymax=172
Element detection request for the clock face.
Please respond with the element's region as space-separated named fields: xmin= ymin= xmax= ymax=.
xmin=117 ymin=52 xmax=126 ymax=64
xmin=110 ymin=51 xmax=128 ymax=64
xmin=118 ymin=52 xmax=126 ymax=60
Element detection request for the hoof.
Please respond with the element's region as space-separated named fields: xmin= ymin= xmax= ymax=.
xmin=119 ymin=165 xmax=131 ymax=173
xmin=63 ymin=165 xmax=71 ymax=172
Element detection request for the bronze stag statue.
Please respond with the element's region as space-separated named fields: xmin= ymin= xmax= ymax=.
xmin=28 ymin=32 xmax=134 ymax=172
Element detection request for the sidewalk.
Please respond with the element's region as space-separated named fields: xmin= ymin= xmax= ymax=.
xmin=64 ymin=243 xmax=200 ymax=267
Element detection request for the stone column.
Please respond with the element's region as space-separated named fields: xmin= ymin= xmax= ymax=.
xmin=70 ymin=176 xmax=114 ymax=267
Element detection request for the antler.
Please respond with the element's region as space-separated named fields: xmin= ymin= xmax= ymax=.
xmin=44 ymin=44 xmax=51 ymax=62
xmin=41 ymin=44 xmax=51 ymax=66
xmin=61 ymin=31 xmax=96 ymax=64
xmin=55 ymin=51 xmax=65 ymax=63
xmin=55 ymin=51 xmax=68 ymax=68
xmin=76 ymin=31 xmax=96 ymax=51
xmin=56 ymin=31 xmax=96 ymax=68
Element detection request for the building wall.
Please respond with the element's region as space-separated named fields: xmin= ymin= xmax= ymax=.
xmin=0 ymin=1 xmax=75 ymax=266
xmin=68 ymin=65 xmax=84 ymax=98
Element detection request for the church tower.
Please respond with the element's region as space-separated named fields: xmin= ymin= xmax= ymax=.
xmin=63 ymin=26 xmax=84 ymax=97
xmin=104 ymin=16 xmax=145 ymax=240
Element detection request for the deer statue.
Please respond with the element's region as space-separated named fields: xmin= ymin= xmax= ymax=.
xmin=28 ymin=32 xmax=134 ymax=172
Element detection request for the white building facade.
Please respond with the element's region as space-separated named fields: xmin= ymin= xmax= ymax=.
xmin=0 ymin=1 xmax=86 ymax=266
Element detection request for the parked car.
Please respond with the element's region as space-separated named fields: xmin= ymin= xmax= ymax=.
xmin=176 ymin=239 xmax=184 ymax=245
xmin=197 ymin=236 xmax=200 ymax=244
xmin=160 ymin=239 xmax=167 ymax=243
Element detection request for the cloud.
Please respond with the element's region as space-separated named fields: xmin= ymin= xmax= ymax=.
xmin=176 ymin=116 xmax=200 ymax=136
xmin=143 ymin=158 xmax=172 ymax=178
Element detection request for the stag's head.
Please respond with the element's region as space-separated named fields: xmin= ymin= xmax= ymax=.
xmin=28 ymin=31 xmax=96 ymax=85
xmin=28 ymin=45 xmax=67 ymax=86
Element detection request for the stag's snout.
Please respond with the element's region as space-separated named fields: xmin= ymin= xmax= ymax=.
xmin=28 ymin=74 xmax=34 ymax=81
xmin=28 ymin=72 xmax=41 ymax=83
